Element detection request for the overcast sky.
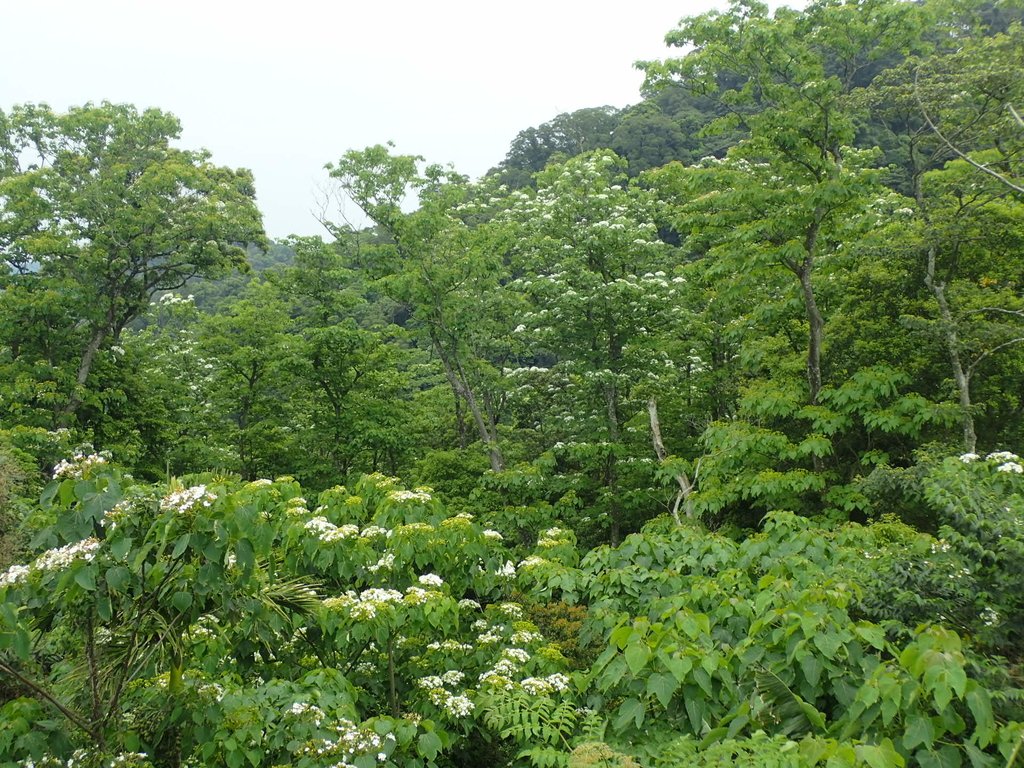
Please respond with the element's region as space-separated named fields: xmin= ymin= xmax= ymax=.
xmin=3 ymin=1 xmax=744 ymax=239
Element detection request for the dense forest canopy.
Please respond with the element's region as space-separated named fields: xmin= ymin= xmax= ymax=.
xmin=1 ymin=0 xmax=1024 ymax=766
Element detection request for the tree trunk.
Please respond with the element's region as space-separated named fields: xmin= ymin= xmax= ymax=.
xmin=648 ymin=397 xmax=695 ymax=522
xmin=57 ymin=323 xmax=109 ymax=426
xmin=430 ymin=330 xmax=504 ymax=471
xmin=924 ymin=244 xmax=977 ymax=453
xmin=605 ymin=384 xmax=621 ymax=546
xmin=454 ymin=391 xmax=469 ymax=449
xmin=799 ymin=218 xmax=825 ymax=406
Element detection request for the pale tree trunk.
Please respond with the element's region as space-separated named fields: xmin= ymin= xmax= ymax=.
xmin=57 ymin=321 xmax=111 ymax=426
xmin=800 ymin=217 xmax=825 ymax=407
xmin=605 ymin=384 xmax=622 ymax=546
xmin=430 ymin=329 xmax=504 ymax=471
xmin=924 ymin=244 xmax=978 ymax=454
xmin=648 ymin=397 xmax=696 ymax=523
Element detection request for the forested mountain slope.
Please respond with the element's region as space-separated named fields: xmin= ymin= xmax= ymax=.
xmin=1 ymin=0 xmax=1023 ymax=766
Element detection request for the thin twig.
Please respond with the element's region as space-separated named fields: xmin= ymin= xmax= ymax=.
xmin=0 ymin=660 xmax=97 ymax=738
xmin=914 ymin=71 xmax=1024 ymax=195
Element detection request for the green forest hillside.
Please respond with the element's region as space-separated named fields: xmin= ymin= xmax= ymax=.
xmin=1 ymin=0 xmax=1023 ymax=766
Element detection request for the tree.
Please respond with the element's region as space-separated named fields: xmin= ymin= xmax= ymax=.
xmin=861 ymin=20 xmax=1024 ymax=452
xmin=0 ymin=102 xmax=265 ymax=426
xmin=501 ymin=150 xmax=676 ymax=541
xmin=326 ymin=146 xmax=516 ymax=472
xmin=643 ymin=0 xmax=928 ymax=406
xmin=491 ymin=107 xmax=622 ymax=187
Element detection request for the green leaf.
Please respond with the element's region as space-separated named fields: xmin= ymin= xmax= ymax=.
xmin=855 ymin=742 xmax=905 ymax=768
xmin=800 ymin=654 xmax=823 ymax=689
xmin=855 ymin=623 xmax=886 ymax=650
xmin=74 ymin=568 xmax=96 ymax=591
xmin=965 ymin=687 xmax=994 ymax=747
xmin=171 ymin=591 xmax=193 ymax=612
xmin=646 ymin=672 xmax=678 ymax=709
xmin=813 ymin=631 xmax=843 ymax=660
xmin=236 ymin=538 xmax=255 ymax=573
xmin=614 ymin=697 xmax=645 ymax=731
xmin=903 ymin=715 xmax=935 ymax=751
xmin=105 ymin=565 xmax=130 ymax=593
xmin=418 ymin=731 xmax=442 ymax=761
xmin=171 ymin=533 xmax=190 ymax=559
xmin=110 ymin=535 xmax=133 ymax=561
xmin=625 ymin=642 xmax=651 ymax=675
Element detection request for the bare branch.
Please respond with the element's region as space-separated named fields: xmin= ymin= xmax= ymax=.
xmin=914 ymin=71 xmax=1024 ymax=196
xmin=0 ymin=660 xmax=97 ymax=738
xmin=967 ymin=337 xmax=1024 ymax=377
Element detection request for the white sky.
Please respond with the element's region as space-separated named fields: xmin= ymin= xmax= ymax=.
xmin=3 ymin=0 xmax=739 ymax=239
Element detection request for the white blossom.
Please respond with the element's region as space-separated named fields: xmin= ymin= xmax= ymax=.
xmin=161 ymin=485 xmax=216 ymax=515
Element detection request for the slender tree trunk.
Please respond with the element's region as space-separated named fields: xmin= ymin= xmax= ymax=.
xmin=914 ymin=171 xmax=978 ymax=455
xmin=430 ymin=330 xmax=504 ymax=471
xmin=648 ymin=397 xmax=694 ymax=522
xmin=799 ymin=217 xmax=825 ymax=406
xmin=924 ymin=244 xmax=977 ymax=453
xmin=605 ymin=384 xmax=621 ymax=546
xmin=57 ymin=323 xmax=109 ymax=426
xmin=454 ymin=391 xmax=469 ymax=449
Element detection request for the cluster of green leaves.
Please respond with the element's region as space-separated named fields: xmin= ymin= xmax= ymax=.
xmin=0 ymin=458 xmax=576 ymax=768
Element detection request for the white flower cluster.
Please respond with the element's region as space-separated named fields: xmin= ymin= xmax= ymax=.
xmin=981 ymin=607 xmax=1000 ymax=627
xmin=418 ymin=573 xmax=444 ymax=587
xmin=53 ymin=450 xmax=110 ymax=480
xmin=433 ymin=691 xmax=474 ymax=717
xmin=404 ymin=587 xmax=430 ymax=605
xmin=190 ymin=614 xmax=220 ymax=640
xmin=109 ymin=753 xmax=149 ymax=768
xmin=248 ymin=478 xmax=274 ymax=488
xmin=459 ymin=598 xmax=481 ymax=611
xmin=287 ymin=701 xmax=326 ymax=726
xmin=285 ymin=496 xmax=310 ymax=516
xmin=368 ymin=553 xmax=395 ymax=573
xmin=298 ymin=718 xmax=393 ymax=764
xmin=418 ymin=670 xmax=466 ymax=689
xmin=496 ymin=561 xmax=516 ymax=579
xmin=502 ymin=648 xmax=531 ymax=664
xmin=0 ymin=564 xmax=30 ymax=588
xmin=387 ymin=488 xmax=433 ymax=503
xmin=396 ymin=522 xmax=434 ymax=536
xmin=518 ymin=556 xmax=549 ymax=569
xmin=197 ymin=681 xmax=225 ymax=701
xmin=326 ymin=583 xmax=444 ymax=621
xmin=101 ymin=499 xmax=138 ymax=531
xmin=19 ymin=750 xmax=150 ymax=768
xmin=418 ymin=671 xmax=476 ymax=718
xmin=427 ymin=639 xmax=474 ymax=652
xmin=511 ymin=629 xmax=543 ymax=644
xmin=160 ymin=485 xmax=216 ymax=515
xmin=352 ymin=588 xmax=404 ymax=619
xmin=537 ymin=527 xmax=570 ymax=548
xmin=497 ymin=603 xmax=523 ymax=619
xmin=521 ymin=674 xmax=570 ymax=695
xmin=960 ymin=450 xmax=1023 ymax=473
xmin=479 ymin=647 xmax=533 ymax=689
xmin=304 ymin=516 xmax=359 ymax=542
xmin=483 ymin=529 xmax=504 ymax=541
xmin=360 ymin=525 xmax=389 ymax=539
xmin=34 ymin=538 xmax=101 ymax=574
